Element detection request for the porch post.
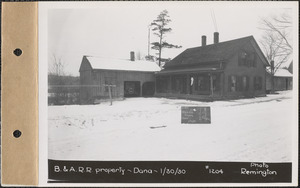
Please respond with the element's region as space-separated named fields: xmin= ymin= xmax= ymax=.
xmin=220 ymin=72 xmax=224 ymax=97
xmin=169 ymin=75 xmax=172 ymax=93
xmin=154 ymin=76 xmax=157 ymax=95
xmin=210 ymin=73 xmax=214 ymax=96
xmin=140 ymin=81 xmax=143 ymax=97
xmin=108 ymin=85 xmax=112 ymax=105
xmin=186 ymin=74 xmax=190 ymax=95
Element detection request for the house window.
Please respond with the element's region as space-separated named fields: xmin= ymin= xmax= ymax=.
xmin=196 ymin=76 xmax=204 ymax=90
xmin=230 ymin=75 xmax=249 ymax=92
xmin=228 ymin=75 xmax=236 ymax=92
xmin=242 ymin=76 xmax=249 ymax=91
xmin=254 ymin=76 xmax=262 ymax=90
xmin=248 ymin=53 xmax=256 ymax=67
xmin=238 ymin=51 xmax=256 ymax=67
xmin=238 ymin=52 xmax=247 ymax=66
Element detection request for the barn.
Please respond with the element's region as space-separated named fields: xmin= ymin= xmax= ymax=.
xmin=155 ymin=33 xmax=270 ymax=100
xmin=266 ymin=68 xmax=293 ymax=92
xmin=79 ymin=52 xmax=161 ymax=104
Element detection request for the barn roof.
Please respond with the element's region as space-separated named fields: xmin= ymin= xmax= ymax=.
xmin=86 ymin=56 xmax=161 ymax=72
xmin=274 ymin=68 xmax=293 ymax=77
xmin=164 ymin=36 xmax=269 ymax=69
xmin=266 ymin=68 xmax=293 ymax=77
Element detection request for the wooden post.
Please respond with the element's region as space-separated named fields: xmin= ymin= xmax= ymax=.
xmin=169 ymin=75 xmax=172 ymax=93
xmin=154 ymin=76 xmax=157 ymax=95
xmin=140 ymin=82 xmax=143 ymax=97
xmin=104 ymin=84 xmax=116 ymax=105
xmin=210 ymin=73 xmax=214 ymax=96
xmin=186 ymin=74 xmax=190 ymax=95
xmin=220 ymin=73 xmax=224 ymax=97
xmin=108 ymin=85 xmax=112 ymax=105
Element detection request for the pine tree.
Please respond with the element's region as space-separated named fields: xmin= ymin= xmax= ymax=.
xmin=151 ymin=10 xmax=181 ymax=67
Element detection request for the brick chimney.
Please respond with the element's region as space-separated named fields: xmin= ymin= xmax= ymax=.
xmin=214 ymin=32 xmax=219 ymax=44
xmin=130 ymin=51 xmax=135 ymax=61
xmin=202 ymin=35 xmax=207 ymax=46
xmin=270 ymin=60 xmax=274 ymax=74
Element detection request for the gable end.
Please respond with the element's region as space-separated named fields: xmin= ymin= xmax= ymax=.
xmin=79 ymin=56 xmax=93 ymax=72
xmin=249 ymin=37 xmax=270 ymax=67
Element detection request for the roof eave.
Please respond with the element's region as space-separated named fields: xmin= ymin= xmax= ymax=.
xmin=92 ymin=68 xmax=161 ymax=73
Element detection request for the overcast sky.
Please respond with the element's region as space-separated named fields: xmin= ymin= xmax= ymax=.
xmin=46 ymin=1 xmax=296 ymax=76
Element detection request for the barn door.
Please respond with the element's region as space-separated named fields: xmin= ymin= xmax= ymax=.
xmin=124 ymin=81 xmax=141 ymax=97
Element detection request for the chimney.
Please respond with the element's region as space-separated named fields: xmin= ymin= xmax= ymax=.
xmin=214 ymin=32 xmax=219 ymax=44
xmin=270 ymin=60 xmax=274 ymax=74
xmin=201 ymin=35 xmax=207 ymax=46
xmin=130 ymin=51 xmax=135 ymax=61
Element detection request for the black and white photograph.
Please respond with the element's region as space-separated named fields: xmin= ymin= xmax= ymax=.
xmin=38 ymin=1 xmax=298 ymax=185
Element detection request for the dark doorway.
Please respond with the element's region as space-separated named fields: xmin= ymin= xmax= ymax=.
xmin=124 ymin=81 xmax=141 ymax=97
xmin=142 ymin=82 xmax=155 ymax=96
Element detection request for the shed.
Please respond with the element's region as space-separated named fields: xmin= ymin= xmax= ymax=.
xmin=266 ymin=68 xmax=293 ymax=92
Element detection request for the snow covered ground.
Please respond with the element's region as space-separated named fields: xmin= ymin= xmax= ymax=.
xmin=48 ymin=91 xmax=294 ymax=162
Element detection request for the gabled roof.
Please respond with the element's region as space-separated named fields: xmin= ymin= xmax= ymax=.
xmin=164 ymin=36 xmax=269 ymax=69
xmin=275 ymin=68 xmax=293 ymax=77
xmin=287 ymin=60 xmax=293 ymax=73
xmin=267 ymin=68 xmax=293 ymax=77
xmin=84 ymin=56 xmax=161 ymax=72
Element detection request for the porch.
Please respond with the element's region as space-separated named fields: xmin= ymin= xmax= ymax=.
xmin=155 ymin=71 xmax=225 ymax=100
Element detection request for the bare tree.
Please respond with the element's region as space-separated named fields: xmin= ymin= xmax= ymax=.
xmin=259 ymin=12 xmax=292 ymax=73
xmin=259 ymin=12 xmax=292 ymax=93
xmin=49 ymin=53 xmax=66 ymax=76
xmin=48 ymin=54 xmax=70 ymax=105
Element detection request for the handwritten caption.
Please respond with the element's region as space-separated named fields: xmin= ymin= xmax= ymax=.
xmin=54 ymin=166 xmax=186 ymax=176
xmin=53 ymin=162 xmax=278 ymax=178
xmin=240 ymin=162 xmax=278 ymax=177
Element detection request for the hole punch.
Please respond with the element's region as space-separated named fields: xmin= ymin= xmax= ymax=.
xmin=13 ymin=130 xmax=22 ymax=138
xmin=13 ymin=48 xmax=22 ymax=56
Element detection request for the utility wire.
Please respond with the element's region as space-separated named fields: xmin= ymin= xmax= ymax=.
xmin=210 ymin=9 xmax=218 ymax=32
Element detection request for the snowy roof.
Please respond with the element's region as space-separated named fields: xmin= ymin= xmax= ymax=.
xmin=267 ymin=68 xmax=293 ymax=77
xmin=274 ymin=68 xmax=293 ymax=77
xmin=86 ymin=56 xmax=161 ymax=72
